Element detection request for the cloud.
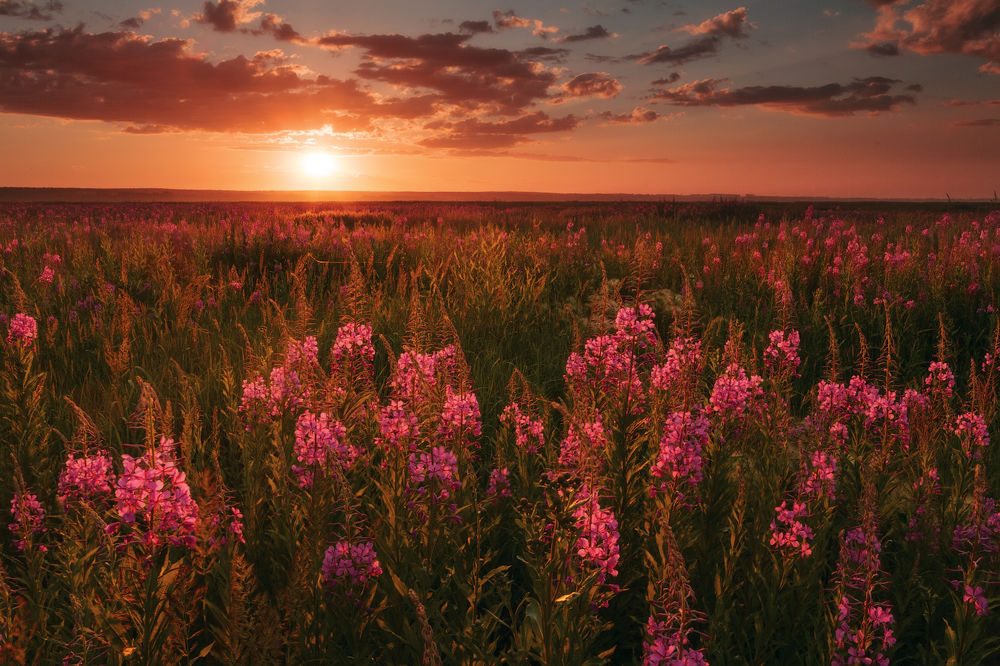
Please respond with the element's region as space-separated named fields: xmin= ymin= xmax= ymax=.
xmin=680 ymin=6 xmax=751 ymax=38
xmin=317 ymin=31 xmax=558 ymax=114
xmin=492 ymin=10 xmax=560 ymax=38
xmin=627 ymin=7 xmax=753 ymax=66
xmin=120 ymin=8 xmax=161 ymax=30
xmin=651 ymin=76 xmax=918 ymax=116
xmin=946 ymin=97 xmax=1000 ymax=106
xmin=652 ymin=73 xmax=681 ymax=85
xmin=250 ymin=13 xmax=303 ymax=42
xmin=518 ymin=46 xmax=571 ymax=62
xmin=562 ymin=25 xmax=618 ymax=42
xmin=0 ymin=27 xmax=430 ymax=133
xmin=597 ymin=106 xmax=666 ymax=124
xmin=858 ymin=0 xmax=1000 ymax=73
xmin=951 ymin=118 xmax=1000 ymax=126
xmin=555 ymin=72 xmax=623 ymax=100
xmin=420 ymin=111 xmax=579 ymax=148
xmin=866 ymin=41 xmax=900 ymax=56
xmin=0 ymin=0 xmax=62 ymax=20
xmin=459 ymin=20 xmax=493 ymax=34
xmin=194 ymin=0 xmax=262 ymax=33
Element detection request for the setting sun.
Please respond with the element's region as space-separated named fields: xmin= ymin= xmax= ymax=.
xmin=299 ymin=151 xmax=337 ymax=179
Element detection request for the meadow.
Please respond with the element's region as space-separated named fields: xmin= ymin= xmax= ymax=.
xmin=2 ymin=199 xmax=1000 ymax=664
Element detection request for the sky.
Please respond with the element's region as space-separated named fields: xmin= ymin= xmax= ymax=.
xmin=0 ymin=0 xmax=998 ymax=197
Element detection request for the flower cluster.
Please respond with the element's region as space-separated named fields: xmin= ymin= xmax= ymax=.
xmin=643 ymin=616 xmax=709 ymax=666
xmin=924 ymin=361 xmax=955 ymax=398
xmin=558 ymin=416 xmax=608 ymax=474
xmin=500 ymin=402 xmax=544 ymax=454
xmin=486 ymin=467 xmax=512 ymax=500
xmin=393 ymin=346 xmax=456 ymax=406
xmin=437 ymin=388 xmax=482 ymax=446
xmin=572 ymin=489 xmax=621 ymax=584
xmin=209 ymin=506 xmax=246 ymax=549
xmin=8 ymin=492 xmax=47 ymax=551
xmin=708 ymin=363 xmax=764 ymax=422
xmin=650 ymin=410 xmax=710 ymax=495
xmin=769 ymin=501 xmax=814 ymax=558
xmin=284 ymin=336 xmax=319 ymax=372
xmin=650 ymin=336 xmax=704 ymax=396
xmin=832 ymin=526 xmax=895 ymax=666
xmin=377 ymin=400 xmax=420 ymax=453
xmin=801 ymin=449 xmax=837 ymax=501
xmin=406 ymin=446 xmax=462 ymax=519
xmin=238 ymin=366 xmax=307 ymax=426
xmin=6 ymin=313 xmax=37 ymax=346
xmin=291 ymin=411 xmax=355 ymax=488
xmin=330 ymin=322 xmax=376 ymax=372
xmin=954 ymin=412 xmax=990 ymax=459
xmin=58 ymin=451 xmax=114 ymax=505
xmin=321 ymin=540 xmax=383 ymax=593
xmin=114 ymin=437 xmax=199 ymax=548
xmin=764 ymin=329 xmax=801 ymax=375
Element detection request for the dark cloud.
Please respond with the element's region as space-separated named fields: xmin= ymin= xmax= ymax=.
xmin=627 ymin=7 xmax=753 ymax=66
xmin=597 ymin=106 xmax=663 ymax=124
xmin=946 ymin=97 xmax=1000 ymax=106
xmin=652 ymin=72 xmax=681 ymax=85
xmin=119 ymin=17 xmax=144 ymax=29
xmin=562 ymin=25 xmax=617 ymax=42
xmin=459 ymin=20 xmax=493 ymax=34
xmin=0 ymin=26 xmax=431 ymax=133
xmin=558 ymin=72 xmax=623 ymax=100
xmin=195 ymin=0 xmax=261 ymax=33
xmin=951 ymin=118 xmax=1000 ymax=127
xmin=651 ymin=76 xmax=918 ymax=116
xmin=859 ymin=0 xmax=1000 ymax=73
xmin=584 ymin=52 xmax=617 ymax=63
xmin=492 ymin=10 xmax=559 ymax=38
xmin=317 ymin=31 xmax=557 ymax=114
xmin=420 ymin=111 xmax=579 ymax=149
xmin=866 ymin=41 xmax=900 ymax=56
xmin=518 ymin=46 xmax=571 ymax=62
xmin=0 ymin=0 xmax=62 ymax=20
xmin=250 ymin=13 xmax=303 ymax=42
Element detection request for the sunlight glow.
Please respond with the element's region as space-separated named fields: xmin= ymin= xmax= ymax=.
xmin=300 ymin=151 xmax=337 ymax=179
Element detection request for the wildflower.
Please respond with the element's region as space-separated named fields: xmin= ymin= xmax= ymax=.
xmin=651 ymin=410 xmax=710 ymax=495
xmin=321 ymin=540 xmax=383 ymax=592
xmin=769 ymin=501 xmax=814 ymax=558
xmin=6 ymin=313 xmax=37 ymax=346
xmin=764 ymin=329 xmax=801 ymax=375
xmin=954 ymin=412 xmax=990 ymax=459
xmin=500 ymin=402 xmax=544 ymax=454
xmin=58 ymin=451 xmax=114 ymax=505
xmin=209 ymin=506 xmax=246 ymax=549
xmin=558 ymin=416 xmax=608 ymax=474
xmin=238 ymin=376 xmax=269 ymax=427
xmin=284 ymin=336 xmax=319 ymax=372
xmin=801 ymin=449 xmax=837 ymax=501
xmin=487 ymin=467 xmax=512 ymax=500
xmin=437 ymin=388 xmax=482 ymax=445
xmin=964 ymin=584 xmax=989 ymax=616
xmin=377 ymin=400 xmax=420 ymax=453
xmin=924 ymin=361 xmax=955 ymax=398
xmin=572 ymin=488 xmax=620 ymax=583
xmin=708 ymin=363 xmax=764 ymax=422
xmin=268 ymin=366 xmax=306 ymax=416
xmin=643 ymin=615 xmax=709 ymax=666
xmin=114 ymin=437 xmax=199 ymax=548
xmin=38 ymin=266 xmax=55 ymax=284
xmin=650 ymin=336 xmax=704 ymax=395
xmin=330 ymin=322 xmax=376 ymax=371
xmin=291 ymin=411 xmax=354 ymax=488
xmin=8 ymin=492 xmax=47 ymax=552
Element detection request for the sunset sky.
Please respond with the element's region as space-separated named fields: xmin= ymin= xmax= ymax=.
xmin=1 ymin=0 xmax=998 ymax=197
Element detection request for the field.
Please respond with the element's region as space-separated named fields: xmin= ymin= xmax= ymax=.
xmin=2 ymin=200 xmax=1000 ymax=664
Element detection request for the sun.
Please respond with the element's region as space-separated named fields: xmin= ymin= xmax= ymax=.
xmin=299 ymin=151 xmax=337 ymax=179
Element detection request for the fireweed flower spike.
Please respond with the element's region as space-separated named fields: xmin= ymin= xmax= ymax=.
xmin=6 ymin=313 xmax=38 ymax=346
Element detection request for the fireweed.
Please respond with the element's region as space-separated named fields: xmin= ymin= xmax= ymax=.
xmin=5 ymin=313 xmax=37 ymax=346
xmin=500 ymin=402 xmax=545 ymax=454
xmin=291 ymin=411 xmax=355 ymax=489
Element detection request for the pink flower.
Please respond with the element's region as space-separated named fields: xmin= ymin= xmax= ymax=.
xmin=377 ymin=400 xmax=420 ymax=453
xmin=6 ymin=313 xmax=37 ymax=346
xmin=501 ymin=402 xmax=544 ymax=454
xmin=58 ymin=451 xmax=114 ymax=505
xmin=291 ymin=411 xmax=354 ymax=488
xmin=322 ymin=540 xmax=383 ymax=591
xmin=572 ymin=488 xmax=620 ymax=583
xmin=764 ymin=329 xmax=801 ymax=375
xmin=8 ymin=492 xmax=47 ymax=551
xmin=964 ymin=585 xmax=989 ymax=616
xmin=487 ymin=467 xmax=512 ymax=499
xmin=38 ymin=266 xmax=55 ymax=284
xmin=651 ymin=410 xmax=710 ymax=494
xmin=954 ymin=412 xmax=990 ymax=459
xmin=769 ymin=500 xmax=814 ymax=558
xmin=708 ymin=363 xmax=764 ymax=422
xmin=437 ymin=388 xmax=482 ymax=445
xmin=924 ymin=361 xmax=955 ymax=398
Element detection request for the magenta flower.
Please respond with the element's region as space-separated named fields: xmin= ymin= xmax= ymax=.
xmin=764 ymin=329 xmax=801 ymax=375
xmin=58 ymin=451 xmax=114 ymax=505
xmin=291 ymin=411 xmax=354 ymax=488
xmin=8 ymin=492 xmax=47 ymax=552
xmin=708 ymin=363 xmax=764 ymax=422
xmin=6 ymin=313 xmax=37 ymax=346
xmin=769 ymin=501 xmax=814 ymax=558
xmin=651 ymin=410 xmax=710 ymax=495
xmin=322 ymin=540 xmax=383 ymax=592
xmin=500 ymin=402 xmax=545 ymax=454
